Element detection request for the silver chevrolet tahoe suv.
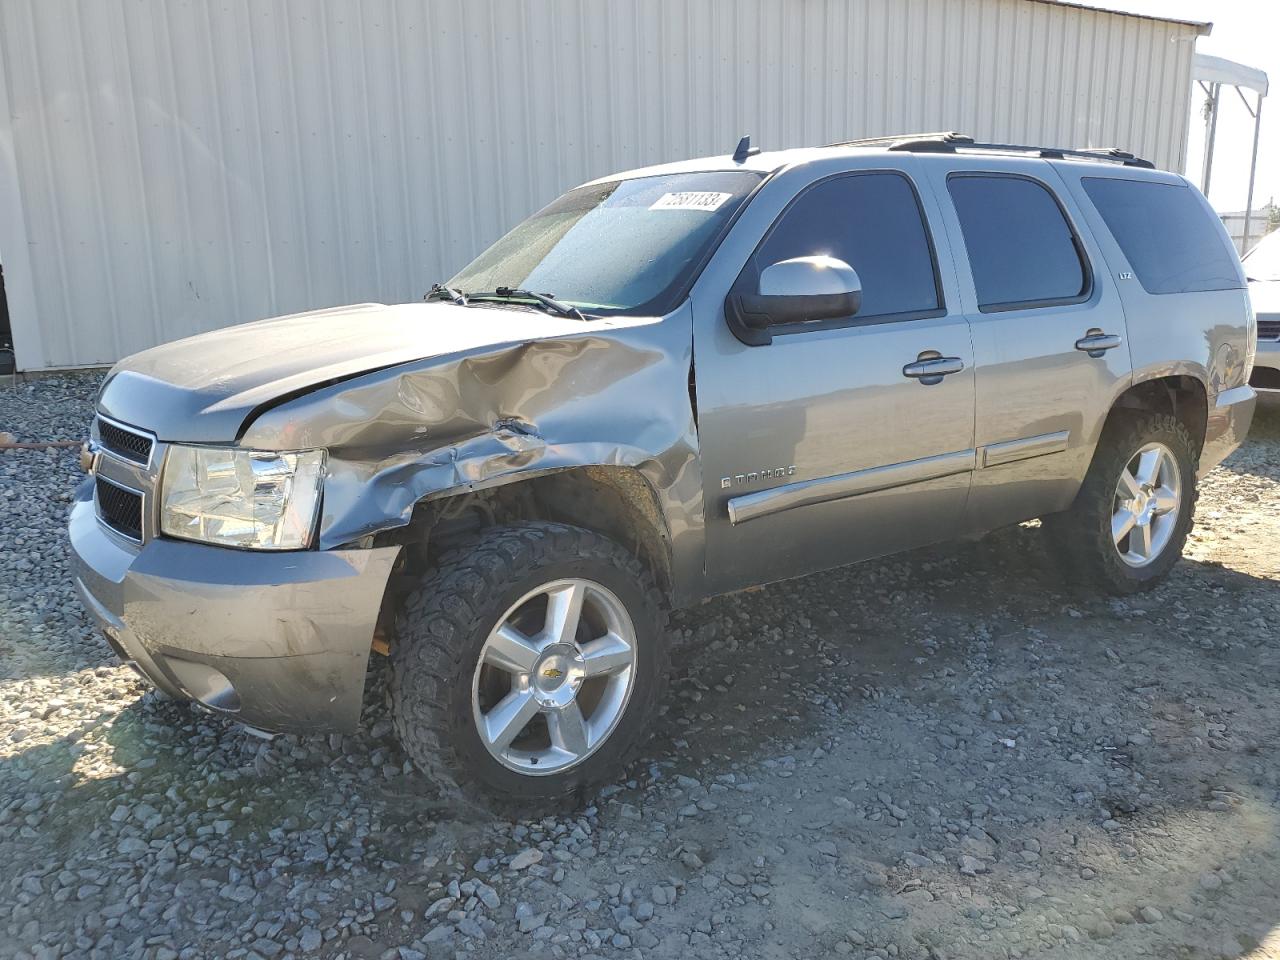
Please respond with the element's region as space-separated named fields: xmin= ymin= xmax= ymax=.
xmin=71 ymin=133 xmax=1256 ymax=808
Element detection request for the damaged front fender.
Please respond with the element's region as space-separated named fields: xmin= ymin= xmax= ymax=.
xmin=238 ymin=307 xmax=706 ymax=598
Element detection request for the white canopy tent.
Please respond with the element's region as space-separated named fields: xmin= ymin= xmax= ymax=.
xmin=1194 ymin=53 xmax=1270 ymax=253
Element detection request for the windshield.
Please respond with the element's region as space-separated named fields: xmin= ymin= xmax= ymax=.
xmin=448 ymin=170 xmax=764 ymax=315
xmin=1244 ymin=229 xmax=1280 ymax=281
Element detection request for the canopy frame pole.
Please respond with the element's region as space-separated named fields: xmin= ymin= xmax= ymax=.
xmin=1200 ymin=82 xmax=1220 ymax=195
xmin=1242 ymin=93 xmax=1264 ymax=255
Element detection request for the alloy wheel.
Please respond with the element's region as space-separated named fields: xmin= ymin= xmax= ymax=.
xmin=470 ymin=578 xmax=637 ymax=775
xmin=1111 ymin=441 xmax=1181 ymax=568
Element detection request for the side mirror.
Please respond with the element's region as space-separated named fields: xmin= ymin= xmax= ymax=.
xmin=730 ymin=256 xmax=862 ymax=344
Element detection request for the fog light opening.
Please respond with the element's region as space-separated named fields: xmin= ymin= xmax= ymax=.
xmin=163 ymin=657 xmax=241 ymax=713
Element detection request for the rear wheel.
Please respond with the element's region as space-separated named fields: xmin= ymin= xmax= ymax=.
xmin=390 ymin=521 xmax=668 ymax=811
xmin=1044 ymin=412 xmax=1197 ymax=594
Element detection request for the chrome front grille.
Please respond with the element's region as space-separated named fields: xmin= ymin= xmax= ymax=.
xmin=95 ymin=475 xmax=144 ymax=542
xmin=1257 ymin=316 xmax=1280 ymax=341
xmin=96 ymin=416 xmax=154 ymax=465
xmin=91 ymin=415 xmax=160 ymax=543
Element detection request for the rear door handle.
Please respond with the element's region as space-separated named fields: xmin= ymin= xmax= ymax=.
xmin=1075 ymin=329 xmax=1123 ymax=358
xmin=902 ymin=355 xmax=964 ymax=385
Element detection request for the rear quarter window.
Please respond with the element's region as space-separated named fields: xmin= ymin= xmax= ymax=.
xmin=1081 ymin=177 xmax=1243 ymax=295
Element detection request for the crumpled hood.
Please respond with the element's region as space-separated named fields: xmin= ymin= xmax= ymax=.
xmin=97 ymin=301 xmax=598 ymax=442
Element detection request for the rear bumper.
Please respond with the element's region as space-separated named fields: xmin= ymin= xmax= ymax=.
xmin=69 ymin=483 xmax=400 ymax=734
xmin=1199 ymin=384 xmax=1256 ymax=476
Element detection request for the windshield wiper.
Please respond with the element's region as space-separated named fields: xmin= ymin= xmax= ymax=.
xmin=466 ymin=287 xmax=587 ymax=321
xmin=425 ymin=283 xmax=468 ymax=305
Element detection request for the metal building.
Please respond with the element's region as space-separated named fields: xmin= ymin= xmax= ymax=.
xmin=0 ymin=0 xmax=1209 ymax=371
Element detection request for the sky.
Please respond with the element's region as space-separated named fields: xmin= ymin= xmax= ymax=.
xmin=1108 ymin=0 xmax=1278 ymax=214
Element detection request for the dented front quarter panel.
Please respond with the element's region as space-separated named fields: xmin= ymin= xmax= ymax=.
xmin=239 ymin=305 xmax=706 ymax=602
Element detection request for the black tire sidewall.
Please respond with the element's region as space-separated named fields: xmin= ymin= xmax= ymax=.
xmin=394 ymin=525 xmax=667 ymax=805
xmin=1072 ymin=414 xmax=1198 ymax=593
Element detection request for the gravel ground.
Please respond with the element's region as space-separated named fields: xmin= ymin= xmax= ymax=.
xmin=2 ymin=372 xmax=1279 ymax=960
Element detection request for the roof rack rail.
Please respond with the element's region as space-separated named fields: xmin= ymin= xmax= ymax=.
xmin=1069 ymin=146 xmax=1154 ymax=167
xmin=829 ymin=131 xmax=1155 ymax=169
xmin=826 ymin=131 xmax=968 ymax=148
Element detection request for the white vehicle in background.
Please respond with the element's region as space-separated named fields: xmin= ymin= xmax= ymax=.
xmin=1245 ymin=230 xmax=1280 ymax=402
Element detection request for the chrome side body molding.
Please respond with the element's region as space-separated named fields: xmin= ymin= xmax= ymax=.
xmin=981 ymin=430 xmax=1071 ymax=468
xmin=727 ymin=449 xmax=975 ymax=526
xmin=728 ymin=430 xmax=1073 ymax=525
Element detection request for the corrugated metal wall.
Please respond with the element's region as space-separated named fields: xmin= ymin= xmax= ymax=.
xmin=0 ymin=0 xmax=1202 ymax=369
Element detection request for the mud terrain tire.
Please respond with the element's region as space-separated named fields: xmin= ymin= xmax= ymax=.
xmin=1044 ymin=412 xmax=1197 ymax=595
xmin=390 ymin=521 xmax=669 ymax=812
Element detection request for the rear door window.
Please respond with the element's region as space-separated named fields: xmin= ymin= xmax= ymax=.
xmin=1081 ymin=177 xmax=1242 ymax=295
xmin=946 ymin=174 xmax=1089 ymax=311
xmin=754 ymin=171 xmax=942 ymax=321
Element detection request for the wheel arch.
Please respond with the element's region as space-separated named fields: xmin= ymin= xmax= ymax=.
xmin=1106 ymin=371 xmax=1208 ymax=454
xmin=380 ymin=464 xmax=678 ymax=604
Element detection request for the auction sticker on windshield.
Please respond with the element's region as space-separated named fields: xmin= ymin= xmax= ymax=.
xmin=649 ymin=191 xmax=733 ymax=212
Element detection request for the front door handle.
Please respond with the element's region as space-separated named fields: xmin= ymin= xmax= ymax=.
xmin=902 ymin=354 xmax=965 ymax=385
xmin=1075 ymin=329 xmax=1123 ymax=358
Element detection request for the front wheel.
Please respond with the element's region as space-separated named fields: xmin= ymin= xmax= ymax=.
xmin=1044 ymin=412 xmax=1197 ymax=595
xmin=390 ymin=521 xmax=669 ymax=811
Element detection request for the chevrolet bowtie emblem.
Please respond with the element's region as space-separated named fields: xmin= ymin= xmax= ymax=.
xmin=541 ymin=667 xmax=565 ymax=680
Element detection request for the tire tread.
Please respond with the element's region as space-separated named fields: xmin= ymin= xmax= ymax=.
xmin=389 ymin=521 xmax=669 ymax=813
xmin=1045 ymin=411 xmax=1198 ymax=595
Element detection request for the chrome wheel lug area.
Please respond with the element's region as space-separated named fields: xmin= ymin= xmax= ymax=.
xmin=529 ymin=643 xmax=586 ymax=709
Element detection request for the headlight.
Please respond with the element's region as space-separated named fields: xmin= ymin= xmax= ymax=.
xmin=160 ymin=445 xmax=325 ymax=550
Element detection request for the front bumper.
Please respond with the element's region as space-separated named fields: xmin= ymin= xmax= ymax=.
xmin=1199 ymin=384 xmax=1256 ymax=476
xmin=1249 ymin=339 xmax=1280 ymax=403
xmin=69 ymin=483 xmax=400 ymax=734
